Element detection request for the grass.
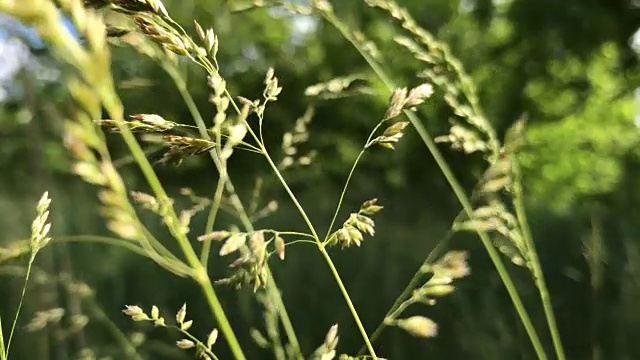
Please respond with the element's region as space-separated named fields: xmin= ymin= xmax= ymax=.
xmin=0 ymin=0 xmax=565 ymax=359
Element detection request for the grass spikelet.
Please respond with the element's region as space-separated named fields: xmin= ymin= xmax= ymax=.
xmin=154 ymin=135 xmax=216 ymax=166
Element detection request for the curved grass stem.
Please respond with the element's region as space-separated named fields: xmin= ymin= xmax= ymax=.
xmin=323 ymin=112 xmax=389 ymax=243
xmin=324 ymin=150 xmax=365 ymax=241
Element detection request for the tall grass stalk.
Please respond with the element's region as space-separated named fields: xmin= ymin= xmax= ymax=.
xmin=3 ymin=258 xmax=33 ymax=360
xmin=512 ymin=160 xmax=566 ymax=360
xmin=0 ymin=191 xmax=52 ymax=360
xmin=0 ymin=315 xmax=5 ymax=360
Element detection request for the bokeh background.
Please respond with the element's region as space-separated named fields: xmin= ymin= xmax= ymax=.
xmin=2 ymin=0 xmax=640 ymax=359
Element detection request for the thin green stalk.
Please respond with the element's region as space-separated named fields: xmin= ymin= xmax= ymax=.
xmin=324 ymin=118 xmax=389 ymax=241
xmin=55 ymin=235 xmax=148 ymax=258
xmin=324 ymin=150 xmax=364 ymax=241
xmin=173 ymin=328 xmax=219 ymax=360
xmin=162 ymin=26 xmax=375 ymax=357
xmin=283 ymin=239 xmax=318 ymax=246
xmin=323 ymin=114 xmax=387 ymax=243
xmin=319 ymin=245 xmax=378 ymax=357
xmin=98 ymin=86 xmax=200 ymax=264
xmin=512 ymin=160 xmax=566 ymax=360
xmin=46 ymin=234 xmax=189 ymax=279
xmin=380 ymin=297 xmax=424 ymax=331
xmin=277 ymin=231 xmax=316 ymax=239
xmin=199 ymin=276 xmax=245 ymax=360
xmin=320 ymin=10 xmax=546 ymax=359
xmin=263 ymin=272 xmax=301 ymax=360
xmin=161 ymin=61 xmax=303 ymax=359
xmin=0 ymin=315 xmax=6 ymax=360
xmin=5 ymin=255 xmax=34 ymax=359
xmin=258 ymin=144 xmax=378 ymax=359
xmin=170 ymin=321 xmax=220 ymax=360
xmin=202 ymin=176 xmax=226 ymax=266
xmin=137 ymin=227 xmax=188 ymax=267
xmin=1 ymin=236 xmax=147 ymax=265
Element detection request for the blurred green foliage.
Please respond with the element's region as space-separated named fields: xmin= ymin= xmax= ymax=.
xmin=1 ymin=0 xmax=640 ymax=359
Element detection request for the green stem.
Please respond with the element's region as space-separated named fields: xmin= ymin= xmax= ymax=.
xmin=324 ymin=115 xmax=389 ymax=242
xmin=324 ymin=150 xmax=365 ymax=241
xmin=283 ymin=239 xmax=318 ymax=247
xmin=318 ymin=245 xmax=378 ymax=358
xmin=277 ymin=231 xmax=316 ymax=239
xmin=53 ymin=235 xmax=191 ymax=277
xmin=0 ymin=315 xmax=6 ymax=360
xmin=202 ymin=176 xmax=226 ymax=266
xmin=512 ymin=160 xmax=565 ymax=360
xmin=382 ymin=297 xmax=419 ymax=329
xmin=1 ymin=236 xmax=148 ymax=265
xmin=5 ymin=254 xmax=34 ymax=358
xmin=259 ymin=144 xmax=378 ymax=359
xmin=320 ymin=10 xmax=546 ymax=360
xmin=98 ymin=86 xmax=199 ymax=263
xmin=171 ymin=324 xmax=220 ymax=360
xmin=199 ymin=275 xmax=245 ymax=360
